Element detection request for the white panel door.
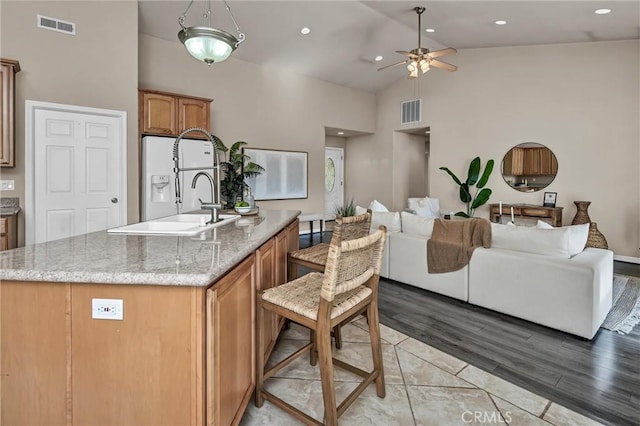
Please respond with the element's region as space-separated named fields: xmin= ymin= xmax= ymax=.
xmin=324 ymin=147 xmax=344 ymax=220
xmin=33 ymin=108 xmax=124 ymax=243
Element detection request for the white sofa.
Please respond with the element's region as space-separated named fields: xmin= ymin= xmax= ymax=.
xmin=369 ymin=209 xmax=613 ymax=339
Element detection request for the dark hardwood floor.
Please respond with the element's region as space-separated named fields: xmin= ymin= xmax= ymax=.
xmin=300 ymin=231 xmax=640 ymax=426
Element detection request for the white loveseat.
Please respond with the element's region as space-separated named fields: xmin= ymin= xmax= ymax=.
xmin=368 ymin=209 xmax=613 ymax=339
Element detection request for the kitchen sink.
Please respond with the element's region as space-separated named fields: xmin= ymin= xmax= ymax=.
xmin=107 ymin=214 xmax=240 ymax=236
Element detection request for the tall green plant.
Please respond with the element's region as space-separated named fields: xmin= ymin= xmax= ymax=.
xmin=216 ymin=140 xmax=265 ymax=209
xmin=440 ymin=157 xmax=494 ymax=218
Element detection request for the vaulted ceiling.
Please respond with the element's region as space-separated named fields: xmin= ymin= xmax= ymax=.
xmin=139 ymin=1 xmax=640 ymax=93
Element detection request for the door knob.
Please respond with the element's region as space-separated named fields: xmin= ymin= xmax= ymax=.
xmin=111 ymin=197 xmax=118 ymax=204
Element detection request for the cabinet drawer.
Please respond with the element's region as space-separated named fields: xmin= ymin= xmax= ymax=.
xmin=520 ymin=207 xmax=550 ymax=217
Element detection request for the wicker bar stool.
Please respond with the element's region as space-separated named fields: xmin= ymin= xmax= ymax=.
xmin=256 ymin=225 xmax=387 ymax=425
xmin=287 ymin=210 xmax=372 ymax=349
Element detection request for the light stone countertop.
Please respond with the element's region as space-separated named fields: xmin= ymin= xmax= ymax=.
xmin=0 ymin=209 xmax=300 ymax=286
xmin=0 ymin=197 xmax=20 ymax=216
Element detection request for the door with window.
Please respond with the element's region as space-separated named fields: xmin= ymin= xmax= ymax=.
xmin=324 ymin=147 xmax=344 ymax=220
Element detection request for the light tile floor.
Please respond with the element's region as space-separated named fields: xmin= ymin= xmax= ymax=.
xmin=241 ymin=318 xmax=603 ymax=426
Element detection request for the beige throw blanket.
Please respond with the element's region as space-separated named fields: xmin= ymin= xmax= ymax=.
xmin=427 ymin=218 xmax=492 ymax=273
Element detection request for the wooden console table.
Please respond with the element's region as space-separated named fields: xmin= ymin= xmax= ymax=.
xmin=489 ymin=203 xmax=563 ymax=227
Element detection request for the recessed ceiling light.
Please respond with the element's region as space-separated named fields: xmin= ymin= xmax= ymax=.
xmin=495 ymin=20 xmax=507 ymax=25
xmin=300 ymin=27 xmax=310 ymax=35
xmin=375 ymin=55 xmax=383 ymax=62
xmin=425 ymin=28 xmax=435 ymax=33
xmin=337 ymin=131 xmax=345 ymax=135
xmin=594 ymin=8 xmax=611 ymax=15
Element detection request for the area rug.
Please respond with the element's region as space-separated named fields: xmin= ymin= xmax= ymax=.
xmin=601 ymin=274 xmax=640 ymax=334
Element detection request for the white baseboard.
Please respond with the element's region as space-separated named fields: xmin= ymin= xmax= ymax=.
xmin=614 ymin=255 xmax=640 ymax=264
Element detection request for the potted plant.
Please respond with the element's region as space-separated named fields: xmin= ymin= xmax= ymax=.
xmin=335 ymin=197 xmax=357 ymax=217
xmin=216 ymin=139 xmax=265 ymax=210
xmin=440 ymin=156 xmax=494 ymax=218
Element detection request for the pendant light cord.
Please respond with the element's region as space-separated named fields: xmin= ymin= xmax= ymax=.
xmin=178 ymin=0 xmax=245 ymax=46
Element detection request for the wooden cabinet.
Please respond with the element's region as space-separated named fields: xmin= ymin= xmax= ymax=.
xmin=490 ymin=203 xmax=564 ymax=227
xmin=256 ymin=220 xmax=299 ymax=366
xmin=1 ymin=58 xmax=20 ymax=167
xmin=207 ymin=255 xmax=255 ymax=426
xmin=139 ymin=89 xmax=212 ymax=139
xmin=503 ymin=147 xmax=557 ymax=176
xmin=256 ymin=239 xmax=277 ymax=363
xmin=1 ymin=254 xmax=260 ymax=425
xmin=0 ymin=214 xmax=17 ymax=251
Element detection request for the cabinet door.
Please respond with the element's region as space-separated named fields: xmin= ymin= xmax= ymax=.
xmin=207 ymin=255 xmax=255 ymax=426
xmin=141 ymin=92 xmax=177 ymax=136
xmin=504 ymin=148 xmax=524 ymax=175
xmin=0 ymin=60 xmax=18 ymax=167
xmin=523 ymin=148 xmax=541 ymax=175
xmin=256 ymin=239 xmax=277 ymax=363
xmin=178 ymin=98 xmax=210 ymax=139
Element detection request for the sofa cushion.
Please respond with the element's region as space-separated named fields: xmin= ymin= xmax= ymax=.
xmin=368 ymin=199 xmax=389 ymax=212
xmin=490 ymin=222 xmax=572 ymax=258
xmin=408 ymin=197 xmax=440 ymax=219
xmin=401 ymin=211 xmax=435 ymax=237
xmin=371 ymin=211 xmax=401 ymax=233
xmin=536 ymin=220 xmax=589 ymax=257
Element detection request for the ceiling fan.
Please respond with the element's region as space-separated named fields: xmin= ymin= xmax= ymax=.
xmin=378 ymin=6 xmax=457 ymax=78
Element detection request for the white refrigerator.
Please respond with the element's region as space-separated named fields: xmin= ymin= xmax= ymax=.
xmin=141 ymin=136 xmax=215 ymax=221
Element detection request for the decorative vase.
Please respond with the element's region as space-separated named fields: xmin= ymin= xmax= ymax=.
xmin=571 ymin=201 xmax=592 ymax=225
xmin=586 ymin=222 xmax=608 ymax=249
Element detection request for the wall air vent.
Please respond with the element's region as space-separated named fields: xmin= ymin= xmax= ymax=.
xmin=37 ymin=15 xmax=76 ymax=35
xmin=401 ymin=99 xmax=421 ymax=124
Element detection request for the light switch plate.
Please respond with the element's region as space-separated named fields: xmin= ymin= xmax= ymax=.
xmin=0 ymin=180 xmax=15 ymax=191
xmin=92 ymin=298 xmax=123 ymax=320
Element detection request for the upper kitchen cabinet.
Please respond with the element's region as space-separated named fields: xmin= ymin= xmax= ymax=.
xmin=1 ymin=59 xmax=20 ymax=167
xmin=139 ymin=89 xmax=212 ymax=140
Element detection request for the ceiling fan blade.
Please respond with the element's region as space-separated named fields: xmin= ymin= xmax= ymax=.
xmin=428 ymin=48 xmax=457 ymax=58
xmin=396 ymin=50 xmax=418 ymax=58
xmin=378 ymin=60 xmax=408 ymax=71
xmin=430 ymin=59 xmax=457 ymax=72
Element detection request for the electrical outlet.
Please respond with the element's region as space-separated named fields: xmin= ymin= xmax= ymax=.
xmin=92 ymin=298 xmax=123 ymax=320
xmin=0 ymin=180 xmax=15 ymax=191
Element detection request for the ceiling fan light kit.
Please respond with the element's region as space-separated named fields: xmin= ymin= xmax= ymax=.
xmin=379 ymin=6 xmax=458 ymax=78
xmin=178 ymin=0 xmax=245 ymax=65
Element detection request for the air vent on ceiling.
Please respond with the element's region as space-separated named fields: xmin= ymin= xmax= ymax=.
xmin=37 ymin=14 xmax=76 ymax=35
xmin=401 ymin=99 xmax=421 ymax=124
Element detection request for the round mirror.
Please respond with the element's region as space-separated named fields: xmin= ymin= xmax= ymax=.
xmin=501 ymin=142 xmax=558 ymax=192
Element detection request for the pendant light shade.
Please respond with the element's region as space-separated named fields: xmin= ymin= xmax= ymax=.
xmin=178 ymin=0 xmax=245 ymax=65
xmin=178 ymin=26 xmax=237 ymax=64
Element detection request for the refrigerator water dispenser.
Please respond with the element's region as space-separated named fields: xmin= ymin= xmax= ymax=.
xmin=150 ymin=175 xmax=171 ymax=202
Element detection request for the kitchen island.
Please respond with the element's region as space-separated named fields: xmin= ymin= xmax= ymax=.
xmin=0 ymin=209 xmax=299 ymax=426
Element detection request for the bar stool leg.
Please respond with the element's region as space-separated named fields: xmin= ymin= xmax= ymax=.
xmin=367 ymin=300 xmax=385 ymax=398
xmin=317 ymin=320 xmax=338 ymax=425
xmin=255 ymin=300 xmax=266 ymax=407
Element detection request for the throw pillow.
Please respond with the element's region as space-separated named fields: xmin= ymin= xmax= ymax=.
xmin=369 ymin=199 xmax=389 ymax=212
xmin=536 ymin=220 xmax=589 ymax=257
xmin=408 ymin=197 xmax=440 ymax=219
xmin=491 ymin=222 xmax=572 ymax=258
xmin=401 ymin=211 xmax=435 ymax=237
xmin=355 ymin=205 xmax=367 ymax=215
xmin=371 ymin=211 xmax=401 ymax=233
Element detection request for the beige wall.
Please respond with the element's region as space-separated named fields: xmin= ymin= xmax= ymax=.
xmin=393 ymin=132 xmax=427 ymax=210
xmin=0 ymin=1 xmax=139 ymax=244
xmin=350 ymin=40 xmax=639 ymax=257
xmin=139 ymin=34 xmax=375 ymax=216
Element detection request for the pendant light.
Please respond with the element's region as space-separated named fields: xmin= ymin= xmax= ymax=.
xmin=178 ymin=0 xmax=245 ymax=65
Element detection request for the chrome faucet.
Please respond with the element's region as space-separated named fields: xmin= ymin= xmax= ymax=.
xmin=191 ymin=171 xmax=221 ymax=224
xmin=172 ymin=127 xmax=224 ymax=222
